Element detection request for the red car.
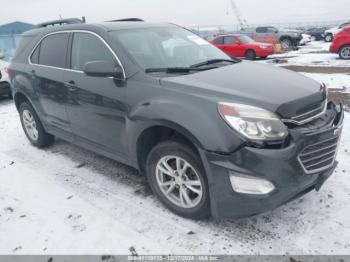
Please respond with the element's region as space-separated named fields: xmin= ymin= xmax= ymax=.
xmin=211 ymin=34 xmax=275 ymax=60
xmin=330 ymin=26 xmax=350 ymax=59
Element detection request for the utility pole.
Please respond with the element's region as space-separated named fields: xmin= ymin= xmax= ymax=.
xmin=228 ymin=0 xmax=248 ymax=30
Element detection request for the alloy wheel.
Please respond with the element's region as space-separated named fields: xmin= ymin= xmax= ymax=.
xmin=155 ymin=155 xmax=203 ymax=209
xmin=340 ymin=47 xmax=350 ymax=59
xmin=22 ymin=109 xmax=39 ymax=141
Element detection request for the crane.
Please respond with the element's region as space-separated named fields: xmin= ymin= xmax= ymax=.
xmin=227 ymin=0 xmax=248 ymax=30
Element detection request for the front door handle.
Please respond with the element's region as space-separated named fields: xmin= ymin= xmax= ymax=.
xmin=64 ymin=80 xmax=78 ymax=92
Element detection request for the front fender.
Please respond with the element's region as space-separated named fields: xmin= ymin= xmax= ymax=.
xmin=126 ymin=98 xmax=244 ymax=167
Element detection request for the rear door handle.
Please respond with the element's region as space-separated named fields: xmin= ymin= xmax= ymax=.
xmin=64 ymin=80 xmax=78 ymax=92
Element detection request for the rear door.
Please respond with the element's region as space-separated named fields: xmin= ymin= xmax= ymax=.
xmin=28 ymin=32 xmax=73 ymax=140
xmin=63 ymin=31 xmax=128 ymax=157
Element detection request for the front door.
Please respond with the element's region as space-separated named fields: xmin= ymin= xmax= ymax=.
xmin=63 ymin=32 xmax=128 ymax=157
xmin=223 ymin=36 xmax=242 ymax=57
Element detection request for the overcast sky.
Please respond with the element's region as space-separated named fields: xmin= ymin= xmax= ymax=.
xmin=0 ymin=0 xmax=348 ymax=26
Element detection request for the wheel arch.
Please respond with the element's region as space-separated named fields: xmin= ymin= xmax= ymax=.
xmin=134 ymin=121 xmax=203 ymax=174
xmin=14 ymin=91 xmax=32 ymax=111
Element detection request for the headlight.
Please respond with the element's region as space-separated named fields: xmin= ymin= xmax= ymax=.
xmin=259 ymin=45 xmax=268 ymax=49
xmin=218 ymin=102 xmax=288 ymax=141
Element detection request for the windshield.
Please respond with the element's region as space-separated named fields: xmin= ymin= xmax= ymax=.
xmin=237 ymin=35 xmax=254 ymax=44
xmin=109 ymin=27 xmax=231 ymax=70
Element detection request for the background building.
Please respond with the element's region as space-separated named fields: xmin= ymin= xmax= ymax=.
xmin=0 ymin=21 xmax=33 ymax=61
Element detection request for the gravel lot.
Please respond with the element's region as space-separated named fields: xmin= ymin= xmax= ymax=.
xmin=0 ymin=41 xmax=350 ymax=255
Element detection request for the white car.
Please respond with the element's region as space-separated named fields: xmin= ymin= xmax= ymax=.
xmin=299 ymin=34 xmax=311 ymax=45
xmin=324 ymin=21 xmax=350 ymax=42
xmin=0 ymin=57 xmax=12 ymax=99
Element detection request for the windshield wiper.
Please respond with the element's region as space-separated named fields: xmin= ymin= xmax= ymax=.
xmin=190 ymin=58 xmax=240 ymax=69
xmin=145 ymin=67 xmax=215 ymax=74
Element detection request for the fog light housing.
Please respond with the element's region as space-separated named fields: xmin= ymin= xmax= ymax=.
xmin=229 ymin=173 xmax=275 ymax=195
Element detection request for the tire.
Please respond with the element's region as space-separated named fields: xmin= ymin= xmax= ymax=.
xmin=339 ymin=45 xmax=350 ymax=60
xmin=245 ymin=49 xmax=256 ymax=60
xmin=146 ymin=140 xmax=210 ymax=219
xmin=280 ymin=38 xmax=293 ymax=50
xmin=19 ymin=102 xmax=55 ymax=148
xmin=325 ymin=33 xmax=333 ymax=42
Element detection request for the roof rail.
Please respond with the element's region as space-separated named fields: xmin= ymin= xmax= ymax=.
xmin=108 ymin=18 xmax=144 ymax=22
xmin=34 ymin=18 xmax=84 ymax=28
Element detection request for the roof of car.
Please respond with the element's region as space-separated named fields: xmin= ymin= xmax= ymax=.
xmin=23 ymin=22 xmax=176 ymax=36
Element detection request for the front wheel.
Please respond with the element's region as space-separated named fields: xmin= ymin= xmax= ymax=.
xmin=245 ymin=49 xmax=256 ymax=60
xmin=19 ymin=102 xmax=55 ymax=148
xmin=325 ymin=33 xmax=333 ymax=42
xmin=339 ymin=45 xmax=350 ymax=60
xmin=281 ymin=38 xmax=293 ymax=50
xmin=146 ymin=140 xmax=210 ymax=219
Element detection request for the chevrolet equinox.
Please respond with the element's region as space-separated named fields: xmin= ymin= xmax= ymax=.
xmin=9 ymin=20 xmax=344 ymax=219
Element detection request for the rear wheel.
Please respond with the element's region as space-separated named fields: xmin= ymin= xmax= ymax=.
xmin=280 ymin=38 xmax=293 ymax=50
xmin=245 ymin=49 xmax=256 ymax=60
xmin=325 ymin=33 xmax=333 ymax=42
xmin=339 ymin=45 xmax=350 ymax=60
xmin=146 ymin=140 xmax=210 ymax=219
xmin=19 ymin=102 xmax=55 ymax=148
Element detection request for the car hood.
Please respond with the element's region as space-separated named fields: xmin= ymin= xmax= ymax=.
xmin=160 ymin=61 xmax=325 ymax=118
xmin=326 ymin=27 xmax=340 ymax=34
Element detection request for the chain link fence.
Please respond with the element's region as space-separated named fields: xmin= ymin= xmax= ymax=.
xmin=186 ymin=19 xmax=348 ymax=39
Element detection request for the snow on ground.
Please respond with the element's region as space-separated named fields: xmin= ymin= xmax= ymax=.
xmin=262 ymin=41 xmax=350 ymax=67
xmin=0 ymin=96 xmax=350 ymax=255
xmin=301 ymin=73 xmax=350 ymax=89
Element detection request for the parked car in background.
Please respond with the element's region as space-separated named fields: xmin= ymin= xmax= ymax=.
xmin=299 ymin=34 xmax=312 ymax=45
xmin=324 ymin=21 xmax=350 ymax=42
xmin=211 ymin=34 xmax=274 ymax=59
xmin=242 ymin=26 xmax=302 ymax=50
xmin=330 ymin=26 xmax=350 ymax=59
xmin=0 ymin=56 xmax=11 ymax=98
xmin=305 ymin=27 xmax=327 ymax=41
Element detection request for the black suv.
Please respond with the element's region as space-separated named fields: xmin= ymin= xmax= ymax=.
xmin=9 ymin=19 xmax=344 ymax=219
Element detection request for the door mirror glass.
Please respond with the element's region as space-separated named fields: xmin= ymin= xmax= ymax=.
xmin=83 ymin=61 xmax=124 ymax=79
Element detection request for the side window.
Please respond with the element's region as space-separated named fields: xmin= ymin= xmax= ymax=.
xmin=39 ymin=33 xmax=69 ymax=68
xmin=256 ymin=27 xmax=267 ymax=33
xmin=215 ymin=37 xmax=224 ymax=44
xmin=267 ymin=27 xmax=277 ymax=33
xmin=30 ymin=44 xmax=40 ymax=64
xmin=71 ymin=32 xmax=115 ymax=71
xmin=224 ymin=36 xmax=237 ymax=44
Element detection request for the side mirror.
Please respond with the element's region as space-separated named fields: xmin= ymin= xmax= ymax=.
xmin=236 ymin=41 xmax=242 ymax=45
xmin=0 ymin=53 xmax=5 ymax=60
xmin=83 ymin=61 xmax=124 ymax=79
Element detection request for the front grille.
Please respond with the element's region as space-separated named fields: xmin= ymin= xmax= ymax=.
xmin=299 ymin=136 xmax=339 ymax=174
xmin=283 ymin=101 xmax=326 ymax=125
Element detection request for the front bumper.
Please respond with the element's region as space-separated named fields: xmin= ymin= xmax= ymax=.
xmin=329 ymin=43 xmax=339 ymax=54
xmin=200 ymin=104 xmax=344 ymax=219
xmin=0 ymin=81 xmax=11 ymax=96
xmin=256 ymin=48 xmax=275 ymax=57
